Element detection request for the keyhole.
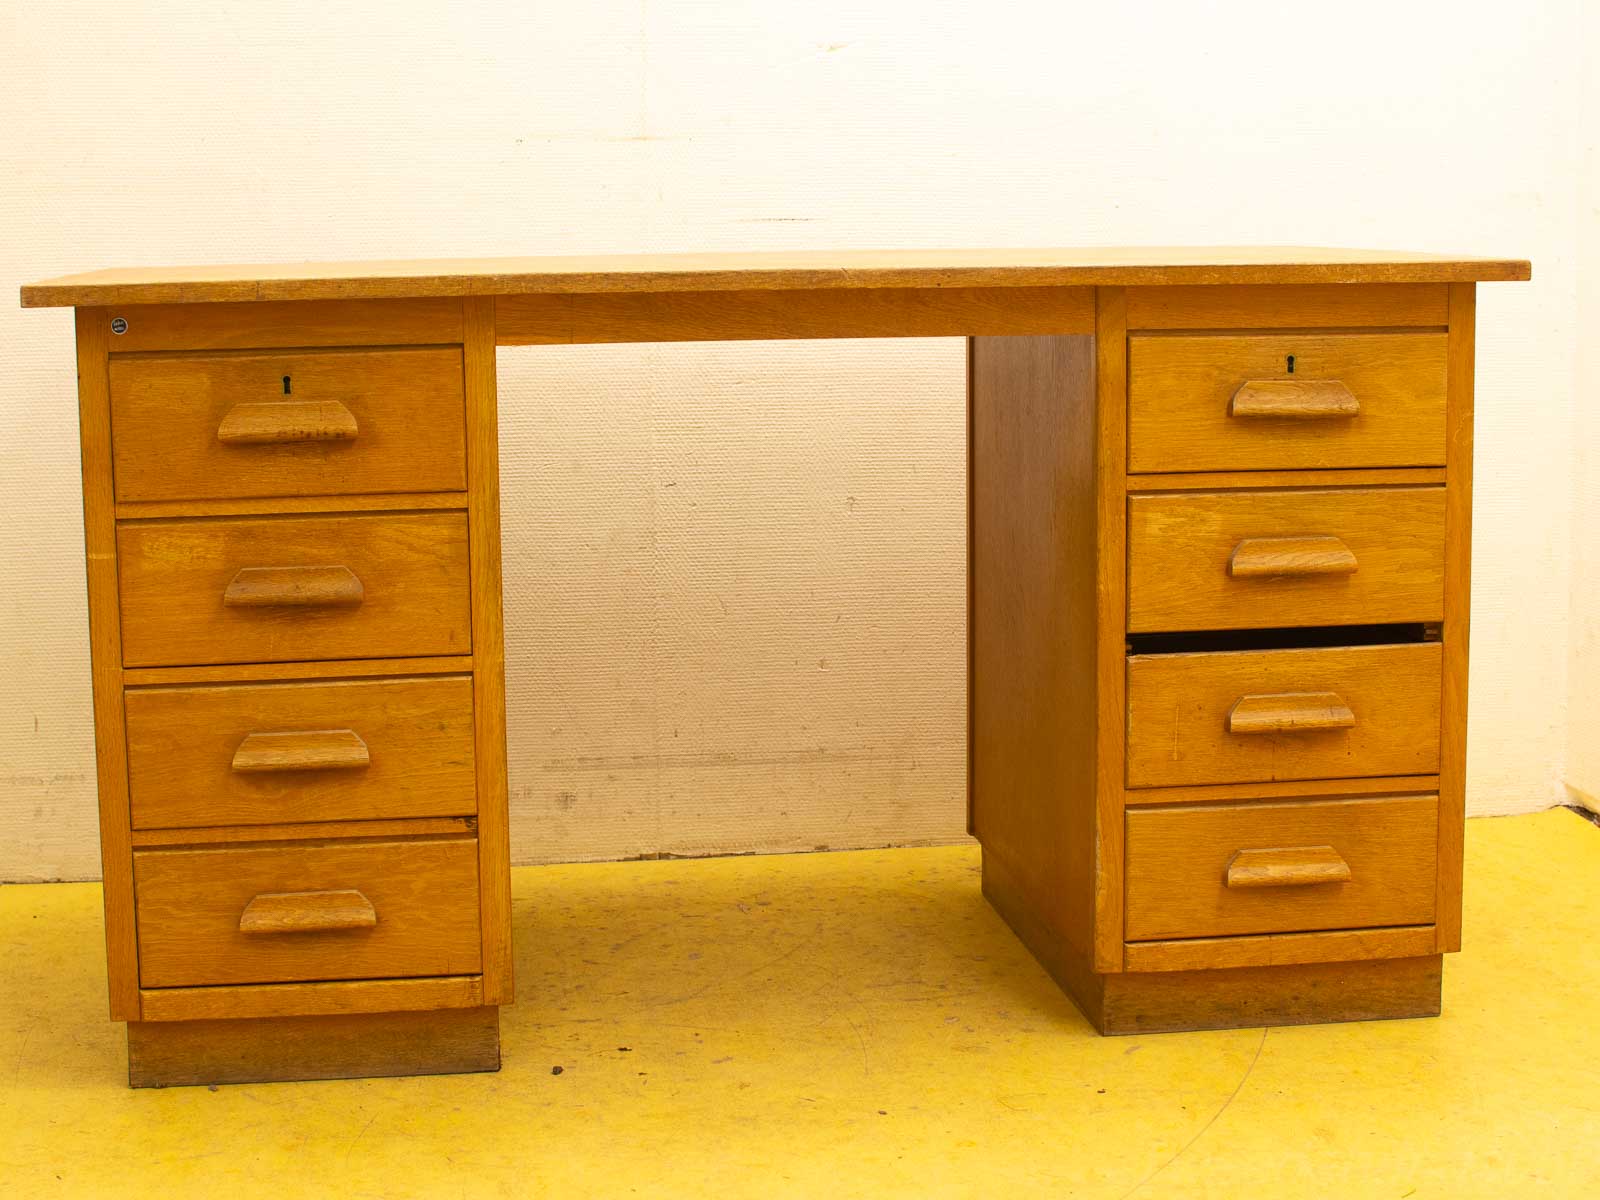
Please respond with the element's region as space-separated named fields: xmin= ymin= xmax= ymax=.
xmin=1286 ymin=355 xmax=1296 ymax=374
xmin=282 ymin=375 xmax=292 ymax=395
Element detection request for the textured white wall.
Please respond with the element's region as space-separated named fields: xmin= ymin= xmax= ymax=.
xmin=0 ymin=1 xmax=1588 ymax=879
xmin=1568 ymin=2 xmax=1600 ymax=813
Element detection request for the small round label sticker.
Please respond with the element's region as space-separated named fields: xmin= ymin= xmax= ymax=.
xmin=110 ymin=317 xmax=128 ymax=335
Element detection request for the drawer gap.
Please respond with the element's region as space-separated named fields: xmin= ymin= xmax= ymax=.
xmin=1123 ymin=919 xmax=1432 ymax=945
xmin=1128 ymin=622 xmax=1429 ymax=656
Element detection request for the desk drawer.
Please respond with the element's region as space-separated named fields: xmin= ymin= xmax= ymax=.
xmin=110 ymin=347 xmax=466 ymax=503
xmin=1126 ymin=642 xmax=1442 ymax=788
xmin=1127 ymin=487 xmax=1445 ymax=633
xmin=1125 ymin=795 xmax=1438 ymax=941
xmin=117 ymin=511 xmax=471 ymax=667
xmin=1128 ymin=333 xmax=1447 ymax=473
xmin=126 ymin=675 xmax=477 ymax=830
xmin=134 ymin=836 xmax=482 ymax=988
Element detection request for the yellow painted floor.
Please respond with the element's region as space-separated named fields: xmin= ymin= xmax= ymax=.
xmin=2 ymin=810 xmax=1597 ymax=1198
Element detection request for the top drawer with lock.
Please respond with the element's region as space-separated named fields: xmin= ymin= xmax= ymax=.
xmin=1128 ymin=333 xmax=1447 ymax=473
xmin=109 ymin=346 xmax=467 ymax=503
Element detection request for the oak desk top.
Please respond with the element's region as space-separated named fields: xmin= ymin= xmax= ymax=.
xmin=21 ymin=246 xmax=1530 ymax=308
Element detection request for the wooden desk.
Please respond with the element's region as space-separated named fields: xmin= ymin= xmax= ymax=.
xmin=21 ymin=248 xmax=1530 ymax=1087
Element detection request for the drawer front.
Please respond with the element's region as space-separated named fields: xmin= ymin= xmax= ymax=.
xmin=110 ymin=347 xmax=466 ymax=502
xmin=1128 ymin=333 xmax=1447 ymax=473
xmin=117 ymin=511 xmax=472 ymax=667
xmin=1125 ymin=795 xmax=1438 ymax=941
xmin=134 ymin=837 xmax=482 ymax=988
xmin=1127 ymin=487 xmax=1445 ymax=633
xmin=1126 ymin=643 xmax=1442 ymax=788
xmin=126 ymin=675 xmax=477 ymax=830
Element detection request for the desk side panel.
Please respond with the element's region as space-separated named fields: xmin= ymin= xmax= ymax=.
xmin=1092 ymin=291 xmax=1129 ymax=972
xmin=1438 ymin=283 xmax=1475 ymax=952
xmin=969 ymin=333 xmax=1101 ymax=962
xmin=74 ymin=307 xmax=141 ymax=1020
xmin=464 ymin=297 xmax=514 ymax=1004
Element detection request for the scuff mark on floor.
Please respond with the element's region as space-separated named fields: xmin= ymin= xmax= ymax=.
xmin=1115 ymin=1027 xmax=1269 ymax=1199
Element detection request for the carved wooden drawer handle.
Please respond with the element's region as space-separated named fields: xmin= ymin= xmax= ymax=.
xmin=1229 ymin=535 xmax=1357 ymax=578
xmin=1227 ymin=692 xmax=1356 ymax=735
xmin=1230 ymin=379 xmax=1359 ymax=420
xmin=1225 ymin=846 xmax=1352 ymax=889
xmin=223 ymin=565 xmax=365 ymax=608
xmin=231 ymin=728 xmax=370 ymax=773
xmin=238 ymin=889 xmax=377 ymax=934
xmin=217 ymin=399 xmax=358 ymax=445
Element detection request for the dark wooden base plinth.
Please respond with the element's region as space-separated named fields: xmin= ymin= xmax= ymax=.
xmin=127 ymin=1005 xmax=500 ymax=1088
xmin=981 ymin=850 xmax=1442 ymax=1035
xmin=1095 ymin=955 xmax=1442 ymax=1035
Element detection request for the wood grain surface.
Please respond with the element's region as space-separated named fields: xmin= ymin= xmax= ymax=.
xmin=1437 ymin=283 xmax=1477 ymax=952
xmin=1124 ymin=795 xmax=1439 ymax=941
xmin=72 ymin=310 xmax=142 ymax=1019
xmin=968 ymin=334 xmax=1101 ymax=966
xmin=125 ymin=675 xmax=476 ymax=829
xmin=110 ymin=346 xmax=466 ymax=502
xmin=1125 ymin=642 xmax=1442 ymax=787
xmin=127 ymin=1006 xmax=499 ymax=1087
xmin=138 ymin=975 xmax=486 ymax=1023
xmin=117 ymin=511 xmax=472 ymax=667
xmin=1123 ymin=925 xmax=1438 ymax=973
xmin=22 ymin=247 xmax=1529 ymax=308
xmin=1097 ymin=955 xmax=1442 ymax=1034
xmin=87 ymin=297 xmax=465 ymax=351
xmin=1128 ymin=332 xmax=1447 ymax=473
xmin=1092 ymin=290 xmax=1131 ymax=972
xmin=1124 ymin=282 xmax=1450 ymax=329
xmin=463 ymin=295 xmax=514 ymax=1006
xmin=133 ymin=836 xmax=482 ymax=988
xmin=497 ymin=286 xmax=1096 ymax=343
xmin=1126 ymin=486 xmax=1446 ymax=632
